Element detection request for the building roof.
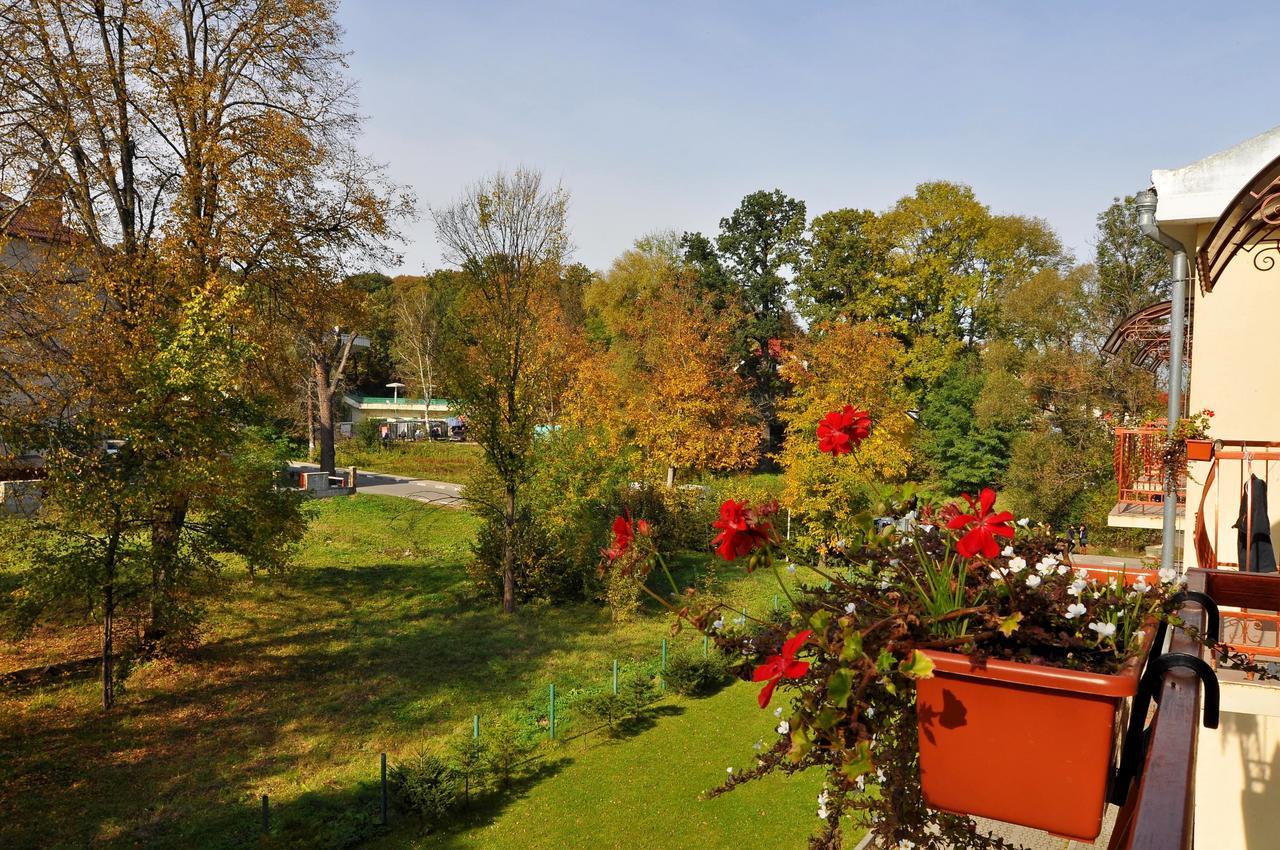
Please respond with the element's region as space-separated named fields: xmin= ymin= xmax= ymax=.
xmin=0 ymin=192 xmax=76 ymax=244
xmin=342 ymin=392 xmax=454 ymax=408
xmin=1151 ymin=126 xmax=1280 ymax=226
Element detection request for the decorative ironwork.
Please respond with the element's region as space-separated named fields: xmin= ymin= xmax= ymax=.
xmin=1198 ymin=155 xmax=1280 ymax=291
xmin=1101 ymin=297 xmax=1193 ymax=372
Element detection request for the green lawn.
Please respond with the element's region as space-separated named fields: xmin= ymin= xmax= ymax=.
xmin=0 ymin=495 xmax=841 ymax=850
xmin=335 ymin=440 xmax=484 ymax=483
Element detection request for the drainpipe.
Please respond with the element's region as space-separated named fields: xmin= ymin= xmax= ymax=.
xmin=1134 ymin=189 xmax=1188 ymax=574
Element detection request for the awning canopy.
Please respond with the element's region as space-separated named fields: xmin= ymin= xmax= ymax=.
xmin=1102 ymin=297 xmax=1193 ymax=372
xmin=1197 ymin=153 xmax=1280 ymax=292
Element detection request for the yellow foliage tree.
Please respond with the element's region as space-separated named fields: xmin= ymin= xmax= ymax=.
xmin=777 ymin=320 xmax=916 ymax=554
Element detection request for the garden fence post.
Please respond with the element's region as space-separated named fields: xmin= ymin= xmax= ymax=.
xmin=612 ymin=659 xmax=618 ymax=695
xmin=660 ymin=639 xmax=668 ymax=691
xmin=380 ymin=753 xmax=388 ymax=826
xmin=773 ymin=594 xmax=779 ymax=611
xmin=261 ymin=794 xmax=269 ymax=834
xmin=473 ymin=714 xmax=479 ymax=738
xmin=549 ymin=683 xmax=556 ymax=739
xmin=703 ymin=634 xmax=709 ymax=657
xmin=787 ymin=509 xmax=791 ymax=540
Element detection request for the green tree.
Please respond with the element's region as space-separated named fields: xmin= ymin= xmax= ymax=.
xmin=794 ymin=207 xmax=884 ymax=325
xmin=916 ymin=358 xmax=1023 ymax=495
xmin=1094 ymin=195 xmax=1170 ymax=327
xmin=434 ymin=169 xmax=570 ymax=614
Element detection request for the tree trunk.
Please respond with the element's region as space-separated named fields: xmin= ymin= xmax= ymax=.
xmin=102 ymin=510 xmax=121 ymax=710
xmin=502 ymin=483 xmax=517 ymax=614
xmin=144 ymin=496 xmax=188 ymax=651
xmin=314 ymin=357 xmax=337 ymax=473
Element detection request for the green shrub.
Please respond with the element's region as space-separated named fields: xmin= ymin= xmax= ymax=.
xmin=663 ymin=650 xmax=730 ymax=697
xmin=354 ymin=418 xmax=381 ymax=450
xmin=578 ymin=673 xmax=659 ymax=737
xmin=484 ymin=715 xmax=536 ymax=789
xmin=388 ymin=753 xmax=460 ymax=830
xmin=447 ymin=734 xmax=490 ymax=803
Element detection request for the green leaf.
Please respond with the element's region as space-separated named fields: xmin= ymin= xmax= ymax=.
xmin=839 ymin=631 xmax=864 ymax=663
xmin=827 ymin=668 xmax=854 ymax=706
xmin=875 ymin=648 xmax=895 ymax=674
xmin=898 ymin=649 xmax=936 ymax=680
xmin=808 ymin=609 xmax=832 ymax=633
xmin=840 ymin=740 xmax=874 ymax=779
xmin=814 ymin=706 xmax=843 ymax=731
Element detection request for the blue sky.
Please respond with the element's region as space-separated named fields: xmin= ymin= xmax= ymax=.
xmin=336 ymin=1 xmax=1274 ymax=275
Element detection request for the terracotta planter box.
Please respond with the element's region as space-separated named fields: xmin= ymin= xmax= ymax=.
xmin=916 ymin=637 xmax=1151 ymax=841
xmin=1186 ymin=438 xmax=1214 ymax=461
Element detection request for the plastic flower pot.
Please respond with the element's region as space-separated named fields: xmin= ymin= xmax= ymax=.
xmin=1185 ymin=438 xmax=1214 ymax=462
xmin=916 ymin=632 xmax=1153 ymax=841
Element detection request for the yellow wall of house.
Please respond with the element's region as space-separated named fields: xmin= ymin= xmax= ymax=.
xmin=1195 ymin=679 xmax=1280 ymax=850
xmin=1182 ymin=223 xmax=1280 ymax=568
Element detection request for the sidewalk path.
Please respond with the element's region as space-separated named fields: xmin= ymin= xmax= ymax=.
xmin=289 ymin=462 xmax=465 ymax=508
xmin=1070 ymin=552 xmax=1151 ymax=571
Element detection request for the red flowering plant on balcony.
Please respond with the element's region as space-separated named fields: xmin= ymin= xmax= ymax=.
xmin=603 ymin=403 xmax=1206 ymax=849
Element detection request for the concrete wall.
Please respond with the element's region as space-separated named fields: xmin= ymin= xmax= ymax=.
xmin=1195 ymin=678 xmax=1280 ymax=849
xmin=1182 ymin=223 xmax=1280 ymax=568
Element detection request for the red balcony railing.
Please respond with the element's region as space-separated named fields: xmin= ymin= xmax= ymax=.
xmin=1115 ymin=426 xmax=1186 ymax=506
xmin=1192 ymin=439 xmax=1280 ymax=570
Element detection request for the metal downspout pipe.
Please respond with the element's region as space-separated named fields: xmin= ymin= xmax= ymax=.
xmin=1135 ymin=189 xmax=1188 ymax=573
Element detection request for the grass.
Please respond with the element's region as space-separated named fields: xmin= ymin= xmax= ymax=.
xmin=0 ymin=495 xmax=838 ymax=850
xmin=334 ymin=440 xmax=484 ymax=484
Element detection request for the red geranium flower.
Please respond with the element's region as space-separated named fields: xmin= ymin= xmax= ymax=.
xmin=603 ymin=514 xmax=648 ymax=561
xmin=816 ymin=405 xmax=872 ymax=456
xmin=711 ymin=499 xmax=774 ymax=562
xmin=945 ymin=487 xmax=1015 ymax=559
xmin=753 ymin=629 xmax=813 ymax=708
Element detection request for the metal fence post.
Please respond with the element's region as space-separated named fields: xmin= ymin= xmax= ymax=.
xmin=549 ymin=683 xmax=556 ymax=739
xmin=380 ymin=753 xmax=388 ymax=826
xmin=473 ymin=714 xmax=479 ymax=738
xmin=612 ymin=659 xmax=618 ymax=695
xmin=660 ymin=639 xmax=668 ymax=691
xmin=262 ymin=794 xmax=270 ymax=833
xmin=703 ymin=634 xmax=709 ymax=657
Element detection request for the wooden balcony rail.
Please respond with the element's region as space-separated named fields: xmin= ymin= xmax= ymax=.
xmin=1113 ymin=570 xmax=1280 ymax=850
xmin=1114 ymin=426 xmax=1186 ymax=507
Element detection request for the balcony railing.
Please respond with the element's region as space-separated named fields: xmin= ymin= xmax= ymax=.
xmin=1114 ymin=426 xmax=1186 ymax=507
xmin=1192 ymin=439 xmax=1280 ymax=570
xmin=1111 ymin=568 xmax=1280 ymax=849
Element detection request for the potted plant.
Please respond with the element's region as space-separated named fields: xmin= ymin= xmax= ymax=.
xmin=605 ymin=403 xmax=1203 ymax=849
xmin=1173 ymin=408 xmax=1215 ymax=462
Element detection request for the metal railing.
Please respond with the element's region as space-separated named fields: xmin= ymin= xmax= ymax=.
xmin=1114 ymin=426 xmax=1186 ymax=506
xmin=1192 ymin=439 xmax=1280 ymax=569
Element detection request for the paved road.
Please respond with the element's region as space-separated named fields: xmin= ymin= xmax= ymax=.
xmin=1070 ymin=552 xmax=1151 ymax=571
xmin=289 ymin=462 xmax=465 ymax=508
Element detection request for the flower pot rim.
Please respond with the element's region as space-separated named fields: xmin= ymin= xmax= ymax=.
xmin=921 ymin=626 xmax=1153 ymax=699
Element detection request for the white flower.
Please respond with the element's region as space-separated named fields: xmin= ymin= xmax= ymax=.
xmin=1133 ymin=576 xmax=1151 ymax=594
xmin=865 ymin=706 xmax=875 ymax=718
xmin=989 ymin=568 xmax=1007 ymax=580
xmin=1002 ymin=545 xmax=1015 ymax=557
xmin=817 ymin=787 xmax=830 ymax=819
xmin=1007 ymin=556 xmax=1027 ymax=573
xmin=1159 ymin=566 xmax=1179 ymax=584
xmin=733 ymin=615 xmax=746 ymax=626
xmin=889 ymin=559 xmax=901 ymax=567
xmin=844 ymin=602 xmax=857 ymax=615
xmin=753 ymin=740 xmax=763 ymax=752
xmin=712 ymin=617 xmax=724 ymax=631
xmin=1089 ymin=621 xmax=1117 ymax=639
xmin=875 ymin=768 xmax=887 ymax=783
xmin=897 ymin=841 xmax=917 ymax=850
xmin=878 ymin=578 xmax=891 ymax=591
xmin=854 ymin=775 xmax=865 ymax=791
xmin=1068 ymin=579 xmax=1087 ymax=597
xmin=727 ymin=766 xmax=734 ymax=774
xmin=786 ymin=563 xmax=797 ymax=575
xmin=777 ymin=719 xmax=790 ymax=735
xmin=1025 ymin=573 xmax=1042 ymax=588
xmin=1065 ymin=602 xmax=1087 ymax=619
xmin=774 ymin=706 xmax=784 ymax=717
xmin=1057 ymin=563 xmax=1071 ymax=575
xmin=1074 ymin=568 xmax=1089 ymax=580
xmin=1017 ymin=517 xmax=1031 ymax=527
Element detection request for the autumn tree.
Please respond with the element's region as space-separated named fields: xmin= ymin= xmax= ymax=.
xmin=683 ymin=190 xmax=807 ymax=459
xmin=434 ymin=169 xmax=570 ymax=615
xmin=777 ymin=321 xmax=916 ymax=556
xmin=0 ymin=1 xmax=405 ymax=674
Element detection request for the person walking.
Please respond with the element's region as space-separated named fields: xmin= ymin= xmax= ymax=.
xmin=1066 ymin=525 xmax=1077 ymax=553
xmin=1078 ymin=523 xmax=1089 ymax=553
